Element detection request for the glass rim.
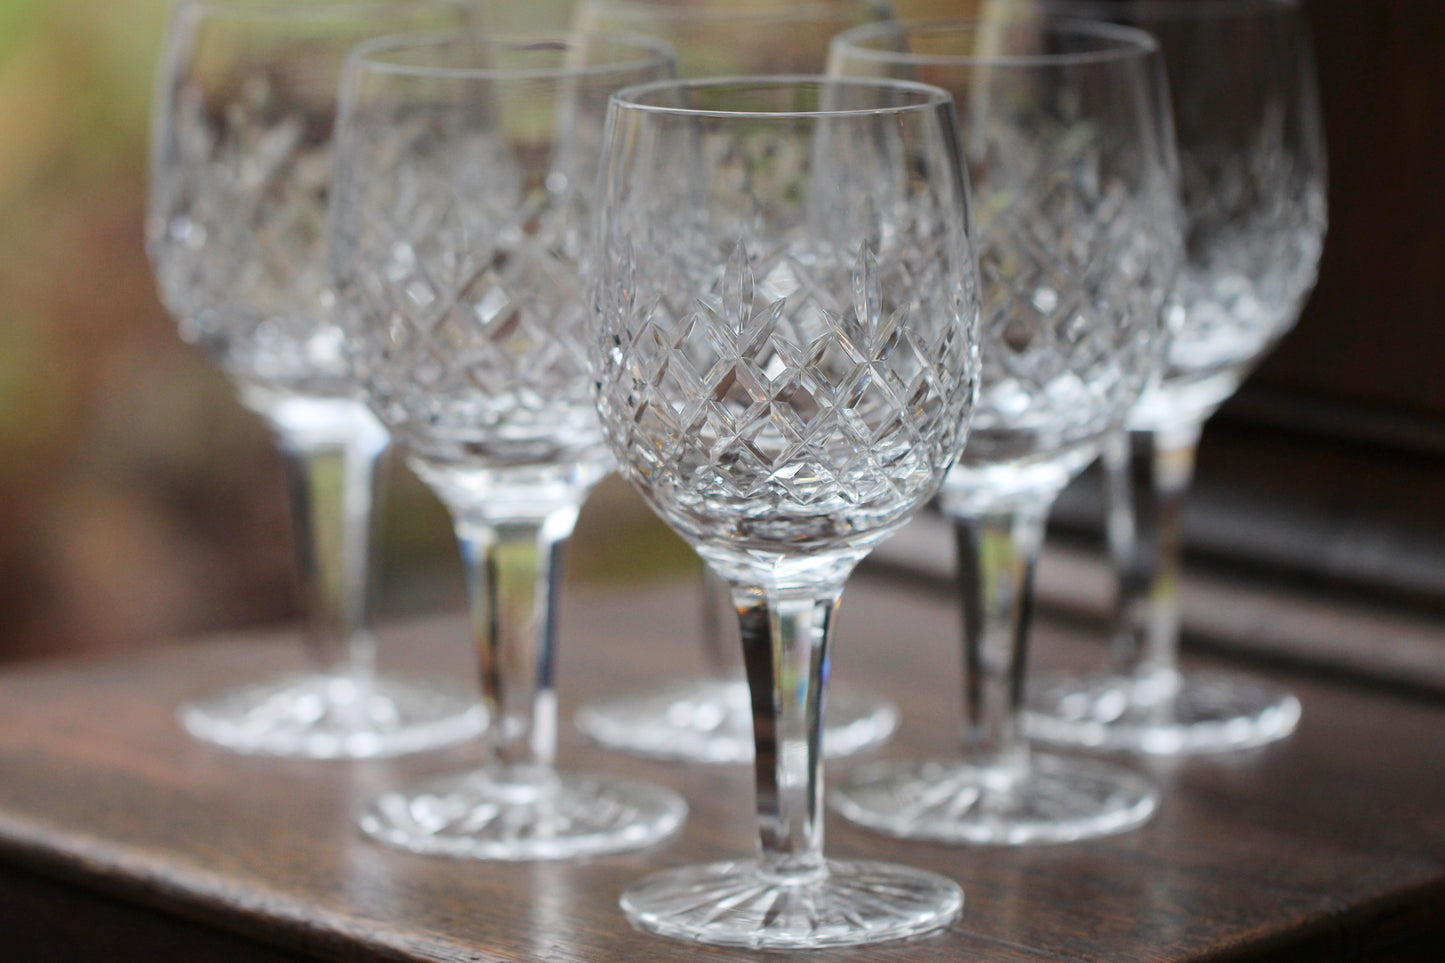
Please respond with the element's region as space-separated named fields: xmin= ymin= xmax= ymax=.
xmin=609 ymin=74 xmax=954 ymax=119
xmin=578 ymin=0 xmax=883 ymax=26
xmin=347 ymin=29 xmax=677 ymax=81
xmin=176 ymin=0 xmax=459 ymax=21
xmin=1032 ymin=0 xmax=1302 ymax=21
xmin=831 ymin=17 xmax=1161 ymax=69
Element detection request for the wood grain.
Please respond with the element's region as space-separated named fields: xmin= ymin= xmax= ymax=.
xmin=0 ymin=572 xmax=1441 ymax=961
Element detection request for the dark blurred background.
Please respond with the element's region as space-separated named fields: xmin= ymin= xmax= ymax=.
xmin=0 ymin=0 xmax=1440 ymax=663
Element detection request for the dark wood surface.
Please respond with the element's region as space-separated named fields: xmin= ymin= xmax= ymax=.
xmin=876 ymin=510 xmax=1445 ymax=698
xmin=0 ymin=565 xmax=1442 ymax=962
xmin=1256 ymin=0 xmax=1445 ymax=418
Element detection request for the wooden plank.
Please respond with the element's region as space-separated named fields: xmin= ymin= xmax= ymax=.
xmin=0 ymin=576 xmax=1437 ymax=962
xmin=0 ymin=861 xmax=307 ymax=962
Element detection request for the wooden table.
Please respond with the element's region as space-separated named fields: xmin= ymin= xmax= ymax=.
xmin=0 ymin=568 xmax=1441 ymax=962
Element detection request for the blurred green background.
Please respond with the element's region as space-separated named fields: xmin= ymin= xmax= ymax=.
xmin=0 ymin=0 xmax=287 ymax=660
xmin=5 ymin=0 xmax=1437 ymax=661
xmin=0 ymin=0 xmax=699 ymax=661
xmin=0 ymin=0 xmax=981 ymax=662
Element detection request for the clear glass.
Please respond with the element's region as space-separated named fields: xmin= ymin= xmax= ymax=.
xmin=1021 ymin=0 xmax=1326 ymax=755
xmin=569 ymin=0 xmax=901 ymax=764
xmin=828 ymin=18 xmax=1179 ymax=843
xmin=146 ymin=0 xmax=486 ymax=758
xmin=329 ymin=33 xmax=684 ymax=859
xmin=574 ymin=0 xmax=893 ymax=77
xmin=595 ymin=76 xmax=980 ymax=947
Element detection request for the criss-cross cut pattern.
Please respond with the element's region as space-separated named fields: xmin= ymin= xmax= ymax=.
xmin=152 ymin=91 xmax=345 ymax=392
xmin=961 ymin=113 xmax=1175 ymax=470
xmin=336 ymin=125 xmax=605 ymax=470
xmin=596 ymin=235 xmax=975 ymax=557
xmin=1167 ymin=142 xmax=1325 ymax=375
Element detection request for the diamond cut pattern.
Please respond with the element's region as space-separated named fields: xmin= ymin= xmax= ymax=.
xmin=588 ymin=98 xmax=984 ymax=567
xmin=151 ymin=87 xmax=342 ymax=391
xmin=1164 ymin=142 xmax=1325 ymax=378
xmin=963 ymin=110 xmax=1178 ymax=464
xmin=598 ymin=236 xmax=976 ymax=545
xmin=334 ymin=116 xmax=607 ymax=469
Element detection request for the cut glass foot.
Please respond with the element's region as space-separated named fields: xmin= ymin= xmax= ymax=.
xmin=575 ymin=678 xmax=898 ymax=763
xmin=832 ymin=753 xmax=1158 ymax=845
xmin=620 ymin=858 xmax=962 ymax=949
xmin=1024 ymin=669 xmax=1302 ymax=755
xmin=359 ymin=764 xmax=686 ymax=860
xmin=178 ymin=672 xmax=487 ymax=759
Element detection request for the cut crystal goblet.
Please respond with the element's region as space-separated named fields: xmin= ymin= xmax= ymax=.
xmin=829 ymin=16 xmax=1180 ymax=843
xmin=595 ymin=76 xmax=980 ymax=946
xmin=1022 ymin=0 xmax=1326 ymax=756
xmin=329 ymin=32 xmax=684 ymax=859
xmin=147 ymin=0 xmax=486 ymax=758
xmin=569 ymin=0 xmax=902 ymax=764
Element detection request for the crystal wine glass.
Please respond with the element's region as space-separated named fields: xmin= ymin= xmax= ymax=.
xmin=328 ymin=32 xmax=685 ymax=859
xmin=595 ymin=76 xmax=979 ymax=947
xmin=570 ymin=0 xmax=902 ymax=765
xmin=146 ymin=0 xmax=486 ymax=759
xmin=829 ymin=17 xmax=1181 ymax=843
xmin=1022 ymin=0 xmax=1327 ymax=755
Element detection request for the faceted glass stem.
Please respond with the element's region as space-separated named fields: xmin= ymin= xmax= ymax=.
xmin=573 ymin=564 xmax=899 ymax=765
xmin=179 ymin=397 xmax=486 ymax=759
xmin=830 ymin=497 xmax=1159 ymax=844
xmin=954 ymin=504 xmax=1048 ymax=782
xmin=1023 ymin=423 xmax=1300 ymax=755
xmin=622 ymin=574 xmax=962 ymax=945
xmin=358 ymin=479 xmax=687 ymax=860
xmin=455 ymin=505 xmax=579 ymax=771
xmin=277 ymin=420 xmax=389 ymax=680
xmin=735 ymin=586 xmax=839 ymax=879
xmin=1103 ymin=429 xmax=1146 ymax=671
xmin=1106 ymin=423 xmax=1202 ymax=681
